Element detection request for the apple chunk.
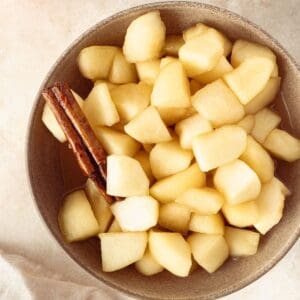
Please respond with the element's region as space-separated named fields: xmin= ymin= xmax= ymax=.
xmin=108 ymin=219 xmax=122 ymax=233
xmin=134 ymin=150 xmax=155 ymax=184
xmin=188 ymin=233 xmax=229 ymax=273
xmin=225 ymin=226 xmax=260 ymax=256
xmin=135 ymin=248 xmax=164 ymax=276
xmin=136 ymin=59 xmax=160 ymax=85
xmin=189 ymin=213 xmax=224 ymax=235
xmin=214 ymin=159 xmax=261 ymax=205
xmin=123 ymin=11 xmax=166 ymax=62
xmin=99 ymin=232 xmax=147 ymax=272
xmin=150 ymin=140 xmax=193 ymax=179
xmin=237 ymin=115 xmax=255 ymax=133
xmin=111 ymin=196 xmax=159 ymax=231
xmin=150 ymin=163 xmax=206 ymax=203
xmin=58 ymin=190 xmax=99 ymax=242
xmin=157 ymin=106 xmax=195 ymax=126
xmin=149 ymin=231 xmax=192 ymax=277
xmin=124 ymin=106 xmax=172 ymax=144
xmin=107 ymin=155 xmax=149 ymax=197
xmin=192 ymin=125 xmax=247 ymax=172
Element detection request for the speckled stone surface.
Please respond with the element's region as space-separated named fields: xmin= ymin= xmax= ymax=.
xmin=1 ymin=1 xmax=299 ymax=299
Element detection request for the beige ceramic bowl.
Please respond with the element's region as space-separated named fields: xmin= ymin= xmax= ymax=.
xmin=27 ymin=2 xmax=300 ymax=299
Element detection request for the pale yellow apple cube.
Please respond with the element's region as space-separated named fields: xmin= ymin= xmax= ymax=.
xmin=189 ymin=213 xmax=224 ymax=235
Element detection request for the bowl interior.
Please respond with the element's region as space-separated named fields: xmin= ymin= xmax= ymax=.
xmin=27 ymin=2 xmax=300 ymax=300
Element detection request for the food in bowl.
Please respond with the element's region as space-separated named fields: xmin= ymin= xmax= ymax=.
xmin=41 ymin=10 xmax=300 ymax=278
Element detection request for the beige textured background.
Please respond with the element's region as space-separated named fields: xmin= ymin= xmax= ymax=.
xmin=0 ymin=0 xmax=299 ymax=299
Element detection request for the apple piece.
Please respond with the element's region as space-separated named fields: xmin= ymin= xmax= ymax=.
xmin=109 ymin=49 xmax=137 ymax=84
xmin=188 ymin=233 xmax=229 ymax=273
xmin=151 ymin=60 xmax=190 ymax=108
xmin=193 ymin=56 xmax=233 ymax=84
xmin=179 ymin=29 xmax=224 ymax=76
xmin=192 ymin=125 xmax=247 ymax=171
xmin=135 ymin=248 xmax=164 ymax=276
xmin=175 ymin=114 xmax=213 ymax=149
xmin=159 ymin=202 xmax=191 ymax=233
xmin=251 ymin=108 xmax=281 ymax=143
xmin=108 ymin=219 xmax=122 ymax=233
xmin=240 ymin=136 xmax=274 ymax=183
xmin=225 ymin=226 xmax=260 ymax=256
xmin=107 ymin=154 xmax=149 ymax=197
xmin=124 ymin=106 xmax=172 ymax=144
xmin=99 ymin=232 xmax=147 ymax=272
xmin=150 ymin=140 xmax=193 ymax=179
xmin=156 ymin=106 xmax=195 ymax=126
xmin=94 ymin=80 xmax=118 ymax=91
xmin=85 ymin=179 xmax=113 ymax=233
xmin=244 ymin=77 xmax=281 ymax=114
xmin=223 ymin=57 xmax=274 ymax=104
xmin=134 ymin=150 xmax=155 ymax=184
xmin=159 ymin=56 xmax=178 ymax=69
xmin=111 ymin=82 xmax=151 ymax=123
xmin=175 ymin=187 xmax=224 ymax=215
xmin=192 ymin=79 xmax=245 ymax=127
xmin=78 ymin=46 xmax=118 ymax=80
xmin=237 ymin=115 xmax=255 ymax=133
xmin=149 ymin=231 xmax=192 ymax=277
xmin=94 ymin=126 xmax=140 ymax=157
xmin=190 ymin=80 xmax=204 ymax=95
xmin=263 ymin=129 xmax=300 ymax=162
xmin=58 ymin=190 xmax=99 ymax=242
xmin=150 ymin=163 xmax=206 ymax=203
xmin=136 ymin=59 xmax=160 ymax=85
xmin=214 ymin=159 xmax=261 ymax=205
xmin=189 ymin=213 xmax=224 ymax=235
xmin=123 ymin=11 xmax=166 ymax=62
xmin=163 ymin=34 xmax=184 ymax=56
xmin=222 ymin=200 xmax=258 ymax=228
xmin=254 ymin=178 xmax=285 ymax=234
xmin=83 ymin=83 xmax=120 ymax=127
xmin=111 ymin=196 xmax=159 ymax=231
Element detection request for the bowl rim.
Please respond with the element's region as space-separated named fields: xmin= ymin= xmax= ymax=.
xmin=26 ymin=1 xmax=300 ymax=299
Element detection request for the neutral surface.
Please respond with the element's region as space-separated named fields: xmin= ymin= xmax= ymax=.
xmin=0 ymin=0 xmax=299 ymax=299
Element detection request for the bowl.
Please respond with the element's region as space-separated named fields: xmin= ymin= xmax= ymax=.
xmin=27 ymin=2 xmax=300 ymax=299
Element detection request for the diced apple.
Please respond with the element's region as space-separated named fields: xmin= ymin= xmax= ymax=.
xmin=111 ymin=196 xmax=159 ymax=231
xmin=58 ymin=190 xmax=99 ymax=242
xmin=254 ymin=178 xmax=285 ymax=234
xmin=179 ymin=29 xmax=224 ymax=76
xmin=189 ymin=213 xmax=224 ymax=235
xmin=83 ymin=83 xmax=120 ymax=126
xmin=263 ymin=129 xmax=300 ymax=162
xmin=240 ymin=136 xmax=274 ymax=183
xmin=163 ymin=35 xmax=184 ymax=56
xmin=159 ymin=56 xmax=178 ymax=69
xmin=223 ymin=57 xmax=274 ymax=104
xmin=110 ymin=82 xmax=151 ymax=123
xmin=214 ymin=159 xmax=261 ymax=205
xmin=175 ymin=187 xmax=224 ymax=215
xmin=108 ymin=219 xmax=122 ymax=233
xmin=175 ymin=114 xmax=213 ymax=149
xmin=192 ymin=79 xmax=245 ymax=127
xmin=244 ymin=77 xmax=281 ymax=114
xmin=150 ymin=163 xmax=206 ymax=203
xmin=150 ymin=140 xmax=193 ymax=179
xmin=149 ymin=231 xmax=192 ymax=277
xmin=222 ymin=200 xmax=258 ymax=228
xmin=94 ymin=80 xmax=118 ymax=91
xmin=136 ymin=59 xmax=160 ymax=85
xmin=109 ymin=49 xmax=137 ymax=84
xmin=251 ymin=108 xmax=281 ymax=143
xmin=188 ymin=233 xmax=229 ymax=273
xmin=124 ymin=106 xmax=172 ymax=144
xmin=123 ymin=11 xmax=166 ymax=62
xmin=192 ymin=125 xmax=247 ymax=171
xmin=224 ymin=226 xmax=260 ymax=256
xmin=190 ymin=80 xmax=204 ymax=95
xmin=237 ymin=115 xmax=255 ymax=133
xmin=156 ymin=106 xmax=195 ymax=126
xmin=94 ymin=126 xmax=140 ymax=157
xmin=193 ymin=56 xmax=233 ymax=84
xmin=159 ymin=202 xmax=191 ymax=233
xmin=85 ymin=179 xmax=113 ymax=233
xmin=99 ymin=232 xmax=147 ymax=272
xmin=135 ymin=248 xmax=164 ymax=276
xmin=151 ymin=60 xmax=190 ymax=108
xmin=107 ymin=155 xmax=149 ymax=197
xmin=134 ymin=150 xmax=155 ymax=184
